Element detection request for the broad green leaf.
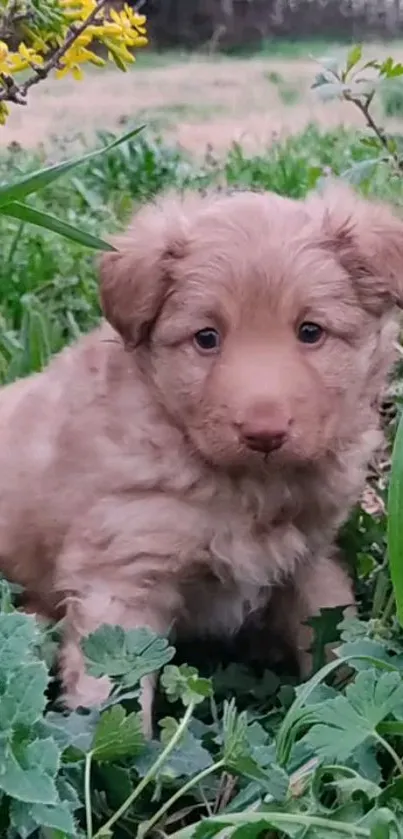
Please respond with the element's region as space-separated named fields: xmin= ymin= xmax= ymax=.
xmin=44 ymin=709 xmax=100 ymax=754
xmin=0 ymin=202 xmax=115 ymax=251
xmin=0 ymin=662 xmax=48 ymax=729
xmin=92 ymin=705 xmax=145 ymax=762
xmin=227 ymin=754 xmax=289 ymax=800
xmin=388 ymin=409 xmax=403 ymax=623
xmin=341 ymin=159 xmax=380 ymax=186
xmin=0 ymin=126 xmax=144 ymax=207
xmin=161 ymin=664 xmax=212 ymax=706
xmin=0 ymin=612 xmax=39 ymax=669
xmin=315 ymin=764 xmax=381 ymax=803
xmin=303 ymin=670 xmax=403 ymax=761
xmin=82 ymin=624 xmax=175 ymax=688
xmin=0 ymin=734 xmax=59 ymax=804
xmin=276 ymin=652 xmax=399 ymax=767
xmin=158 ymin=722 xmax=213 ymax=778
xmin=10 ymin=798 xmax=77 ymax=839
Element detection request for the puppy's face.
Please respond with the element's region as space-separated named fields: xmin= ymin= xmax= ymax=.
xmin=100 ymin=188 xmax=403 ymax=468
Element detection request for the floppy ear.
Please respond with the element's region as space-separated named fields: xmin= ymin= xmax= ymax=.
xmin=99 ymin=196 xmax=191 ymax=346
xmin=307 ymin=183 xmax=403 ymax=314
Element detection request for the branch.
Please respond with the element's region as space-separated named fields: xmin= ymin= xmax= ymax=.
xmin=344 ymin=89 xmax=403 ymax=171
xmin=0 ymin=0 xmax=110 ymax=105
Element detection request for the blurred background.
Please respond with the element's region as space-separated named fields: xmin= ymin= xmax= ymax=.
xmin=4 ymin=0 xmax=403 ymax=156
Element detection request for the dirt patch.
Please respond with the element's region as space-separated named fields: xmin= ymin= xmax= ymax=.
xmin=2 ymin=44 xmax=403 ymax=156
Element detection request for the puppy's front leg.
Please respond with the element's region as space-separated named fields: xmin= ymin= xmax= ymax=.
xmin=283 ymin=554 xmax=356 ymax=678
xmin=59 ymin=587 xmax=175 ymax=737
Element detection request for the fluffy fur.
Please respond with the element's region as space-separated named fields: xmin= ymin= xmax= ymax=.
xmin=0 ymin=184 xmax=402 ymax=732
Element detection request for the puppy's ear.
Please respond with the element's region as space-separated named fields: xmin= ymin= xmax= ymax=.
xmin=307 ymin=183 xmax=403 ymax=314
xmin=99 ymin=197 xmax=190 ymax=346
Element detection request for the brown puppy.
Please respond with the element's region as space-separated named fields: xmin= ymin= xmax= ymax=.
xmin=0 ymin=185 xmax=401 ymax=731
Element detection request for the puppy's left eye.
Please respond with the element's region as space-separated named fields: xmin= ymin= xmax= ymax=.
xmin=194 ymin=328 xmax=221 ymax=353
xmin=297 ymin=322 xmax=324 ymax=345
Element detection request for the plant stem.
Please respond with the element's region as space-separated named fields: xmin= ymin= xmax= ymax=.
xmin=345 ymin=91 xmax=402 ymax=171
xmin=381 ymin=589 xmax=396 ymax=624
xmin=374 ymin=731 xmax=403 ymax=776
xmin=142 ymin=759 xmax=226 ymax=837
xmin=169 ymin=810 xmax=371 ymax=839
xmin=85 ymin=751 xmax=93 ymax=839
xmin=93 ymin=702 xmax=196 ymax=839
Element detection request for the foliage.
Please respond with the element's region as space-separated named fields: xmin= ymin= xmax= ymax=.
xmin=0 ymin=0 xmax=147 ymax=120
xmin=2 ymin=35 xmax=403 ymax=839
xmin=1 ymin=578 xmax=403 ymax=838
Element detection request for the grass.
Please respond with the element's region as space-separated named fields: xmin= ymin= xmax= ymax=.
xmin=5 ymin=38 xmax=403 ymax=157
xmin=2 ymin=123 xmax=403 ymax=837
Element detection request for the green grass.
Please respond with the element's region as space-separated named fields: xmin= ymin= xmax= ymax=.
xmin=1 ymin=124 xmax=403 ymax=838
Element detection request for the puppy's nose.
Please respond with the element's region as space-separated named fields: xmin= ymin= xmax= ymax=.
xmin=239 ymin=412 xmax=290 ymax=453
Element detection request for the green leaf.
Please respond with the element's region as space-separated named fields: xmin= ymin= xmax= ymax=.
xmin=44 ymin=709 xmax=100 ymax=755
xmin=388 ymin=408 xmax=403 ymax=624
xmin=0 ymin=612 xmax=39 ymax=670
xmin=82 ymin=624 xmax=175 ymax=688
xmin=0 ymin=202 xmax=115 ymax=251
xmin=10 ymin=798 xmax=77 ymax=839
xmin=341 ymin=159 xmax=380 ymax=186
xmin=380 ymin=57 xmax=403 ymax=78
xmin=161 ymin=664 xmax=212 ymax=706
xmin=0 ymin=662 xmax=48 ymax=729
xmin=303 ymin=670 xmax=403 ymax=762
xmin=345 ymin=44 xmax=363 ymax=76
xmin=92 ymin=705 xmax=145 ymax=762
xmin=158 ymin=721 xmax=213 ymax=778
xmin=172 ymin=811 xmax=372 ymax=839
xmin=276 ymin=652 xmax=398 ymax=767
xmin=0 ymin=126 xmax=144 ymax=207
xmin=0 ymin=735 xmax=59 ymax=804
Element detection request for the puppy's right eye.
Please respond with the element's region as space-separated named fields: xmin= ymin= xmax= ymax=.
xmin=194 ymin=328 xmax=221 ymax=353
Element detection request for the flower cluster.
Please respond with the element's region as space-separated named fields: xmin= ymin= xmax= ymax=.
xmin=0 ymin=0 xmax=147 ymax=120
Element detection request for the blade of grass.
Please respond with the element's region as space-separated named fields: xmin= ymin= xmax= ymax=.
xmin=387 ymin=409 xmax=403 ymax=624
xmin=0 ymin=125 xmax=144 ymax=207
xmin=1 ymin=202 xmax=115 ymax=250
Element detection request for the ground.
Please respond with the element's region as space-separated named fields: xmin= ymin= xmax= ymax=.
xmin=4 ymin=40 xmax=403 ymax=157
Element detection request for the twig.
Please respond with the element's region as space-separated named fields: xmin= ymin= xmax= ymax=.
xmin=344 ymin=89 xmax=403 ymax=171
xmin=0 ymin=0 xmax=110 ymax=104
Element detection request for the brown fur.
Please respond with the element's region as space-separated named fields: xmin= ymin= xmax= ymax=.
xmin=0 ymin=184 xmax=402 ymax=732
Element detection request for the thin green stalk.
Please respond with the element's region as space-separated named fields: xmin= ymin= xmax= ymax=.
xmin=170 ymin=810 xmax=371 ymax=839
xmin=85 ymin=751 xmax=93 ymax=839
xmin=142 ymin=759 xmax=226 ymax=837
xmin=93 ymin=702 xmax=196 ymax=839
xmin=371 ymin=568 xmax=390 ymax=619
xmin=381 ymin=589 xmax=396 ymax=625
xmin=374 ymin=731 xmax=403 ymax=776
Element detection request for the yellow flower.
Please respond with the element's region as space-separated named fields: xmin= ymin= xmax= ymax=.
xmin=55 ymin=33 xmax=105 ymax=80
xmin=0 ymin=101 xmax=9 ymax=124
xmin=9 ymin=42 xmax=45 ymax=73
xmin=60 ymin=0 xmax=97 ymax=21
xmin=109 ymin=8 xmax=148 ymax=47
xmin=0 ymin=41 xmax=9 ymax=75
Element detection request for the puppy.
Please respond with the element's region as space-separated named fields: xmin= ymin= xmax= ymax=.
xmin=0 ymin=185 xmax=401 ymax=732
